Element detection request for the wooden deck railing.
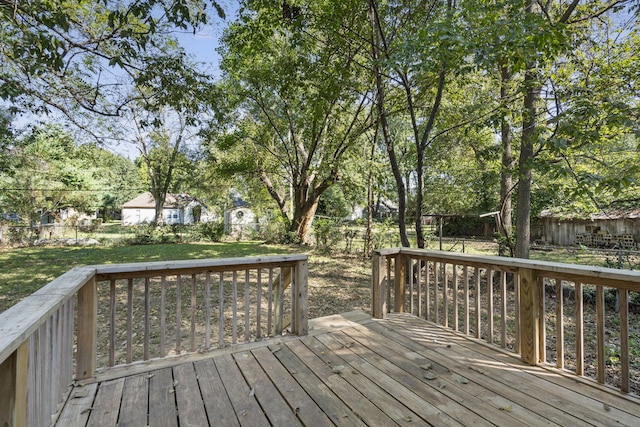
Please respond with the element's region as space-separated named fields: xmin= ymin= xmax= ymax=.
xmin=0 ymin=255 xmax=308 ymax=427
xmin=373 ymin=248 xmax=640 ymax=395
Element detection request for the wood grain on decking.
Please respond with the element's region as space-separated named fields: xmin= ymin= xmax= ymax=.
xmin=55 ymin=311 xmax=640 ymax=426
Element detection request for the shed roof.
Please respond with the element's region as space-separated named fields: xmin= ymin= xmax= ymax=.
xmin=539 ymin=209 xmax=640 ymax=220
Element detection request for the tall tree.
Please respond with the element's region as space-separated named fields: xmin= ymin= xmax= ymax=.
xmin=0 ymin=0 xmax=224 ymax=129
xmin=214 ymin=0 xmax=372 ymax=243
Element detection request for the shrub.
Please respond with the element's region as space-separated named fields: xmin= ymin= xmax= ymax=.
xmin=314 ymin=218 xmax=342 ymax=251
xmin=196 ymin=221 xmax=225 ymax=242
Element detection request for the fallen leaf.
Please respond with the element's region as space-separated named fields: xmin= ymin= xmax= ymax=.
xmin=249 ymin=388 xmax=255 ymax=397
xmin=499 ymin=405 xmax=512 ymax=412
xmin=420 ymin=363 xmax=432 ymax=370
xmin=438 ymin=381 xmax=446 ymax=389
xmin=424 ymin=372 xmax=438 ymax=380
xmin=457 ymin=376 xmax=469 ymax=384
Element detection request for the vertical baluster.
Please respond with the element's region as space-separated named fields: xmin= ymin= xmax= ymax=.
xmin=463 ymin=266 xmax=469 ymax=335
xmin=409 ymin=258 xmax=414 ymax=314
xmin=257 ymin=269 xmax=263 ymax=339
xmin=386 ymin=258 xmax=392 ymax=314
xmin=443 ymin=263 xmax=448 ymax=328
xmin=109 ymin=279 xmax=116 ymax=367
xmin=515 ymin=273 xmax=521 ymax=354
xmin=575 ymin=282 xmax=584 ymax=376
xmin=205 ymin=272 xmax=211 ymax=349
xmin=127 ymin=278 xmax=133 ymax=364
xmin=267 ymin=269 xmax=273 ymax=336
xmin=425 ymin=261 xmax=431 ymax=321
xmin=453 ymin=264 xmax=458 ymax=331
xmin=160 ymin=276 xmax=166 ymax=357
xmin=144 ymin=277 xmax=150 ymax=360
xmin=539 ymin=277 xmax=546 ymax=363
xmin=434 ymin=262 xmax=439 ymax=324
xmin=232 ymin=271 xmax=238 ymax=344
xmin=620 ymin=289 xmax=629 ymax=393
xmin=555 ymin=279 xmax=564 ymax=369
xmin=278 ymin=269 xmax=285 ymax=335
xmin=596 ymin=285 xmax=605 ymax=384
xmin=245 ymin=270 xmax=251 ymax=342
xmin=501 ymin=271 xmax=507 ymax=348
xmin=417 ymin=259 xmax=422 ymax=318
xmin=218 ymin=272 xmax=225 ymax=348
xmin=487 ymin=269 xmax=494 ymax=345
xmin=176 ymin=275 xmax=182 ymax=355
xmin=191 ymin=274 xmax=197 ymax=352
xmin=474 ymin=268 xmax=481 ymax=339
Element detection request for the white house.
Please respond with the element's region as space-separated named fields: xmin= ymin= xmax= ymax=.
xmin=121 ymin=192 xmax=213 ymax=226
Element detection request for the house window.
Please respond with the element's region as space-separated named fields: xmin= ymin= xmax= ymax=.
xmin=173 ymin=214 xmax=178 ymax=219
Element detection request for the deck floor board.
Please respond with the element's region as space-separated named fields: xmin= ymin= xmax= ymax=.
xmin=54 ymin=312 xmax=640 ymax=427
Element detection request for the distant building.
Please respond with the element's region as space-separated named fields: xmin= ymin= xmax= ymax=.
xmin=121 ymin=192 xmax=213 ymax=226
xmin=539 ymin=209 xmax=640 ymax=248
xmin=224 ymin=206 xmax=258 ymax=237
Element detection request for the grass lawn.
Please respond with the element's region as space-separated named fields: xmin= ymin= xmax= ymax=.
xmin=0 ymin=237 xmax=626 ymax=314
xmin=0 ymin=241 xmax=297 ymax=312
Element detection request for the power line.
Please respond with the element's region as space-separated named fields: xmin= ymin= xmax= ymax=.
xmin=0 ymin=188 xmax=146 ymax=192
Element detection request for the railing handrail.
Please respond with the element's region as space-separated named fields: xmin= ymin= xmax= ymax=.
xmin=373 ymin=247 xmax=640 ymax=396
xmin=0 ymin=266 xmax=95 ymax=365
xmin=375 ymin=248 xmax=640 ymax=290
xmin=0 ymin=254 xmax=308 ymax=366
xmin=0 ymin=254 xmax=309 ymax=426
xmin=93 ymin=254 xmax=308 ymax=280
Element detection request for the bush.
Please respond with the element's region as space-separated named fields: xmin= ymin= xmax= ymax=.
xmin=195 ymin=221 xmax=225 ymax=242
xmin=124 ymin=223 xmax=180 ymax=245
xmin=258 ymin=219 xmax=300 ymax=244
xmin=314 ymin=218 xmax=342 ymax=251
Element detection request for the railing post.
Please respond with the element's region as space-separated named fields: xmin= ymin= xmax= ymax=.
xmin=292 ymin=259 xmax=308 ymax=336
xmin=0 ymin=341 xmax=29 ymax=427
xmin=372 ymin=252 xmax=387 ymax=318
xmin=76 ymin=276 xmax=97 ymax=380
xmin=394 ymin=253 xmax=406 ymax=312
xmin=519 ymin=267 xmax=540 ymax=365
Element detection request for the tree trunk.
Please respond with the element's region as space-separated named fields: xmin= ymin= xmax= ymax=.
xmin=515 ymin=68 xmax=541 ymax=259
xmin=499 ymin=64 xmax=514 ymax=257
xmin=290 ymin=197 xmax=319 ymax=244
xmin=370 ymin=0 xmax=410 ymax=248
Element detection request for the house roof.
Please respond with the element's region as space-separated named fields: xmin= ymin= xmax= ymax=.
xmin=122 ymin=192 xmax=202 ymax=209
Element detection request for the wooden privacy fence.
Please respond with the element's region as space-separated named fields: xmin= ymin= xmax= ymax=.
xmin=373 ymin=248 xmax=640 ymax=395
xmin=0 ymin=255 xmax=308 ymax=427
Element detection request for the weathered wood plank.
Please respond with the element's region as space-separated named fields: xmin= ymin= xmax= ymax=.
xmin=173 ymin=363 xmax=208 ymax=427
xmin=251 ymin=346 xmax=333 ymax=427
xmin=55 ymin=383 xmax=98 ymax=427
xmin=214 ymin=353 xmax=269 ymax=427
xmin=384 ymin=314 xmax=640 ymax=426
xmin=148 ymin=368 xmax=178 ymax=427
xmin=282 ymin=338 xmax=399 ymax=427
xmin=270 ymin=342 xmax=367 ymax=426
xmin=117 ymin=374 xmax=148 ymax=427
xmin=300 ymin=336 xmax=426 ymax=426
xmin=87 ymin=377 xmax=124 ymax=426
xmin=194 ymin=359 xmax=239 ymax=426
xmin=318 ymin=331 xmax=495 ymax=427
xmin=233 ymin=351 xmax=302 ymax=426
xmin=77 ymin=277 xmax=97 ymax=380
xmin=364 ymin=319 xmax=582 ymax=426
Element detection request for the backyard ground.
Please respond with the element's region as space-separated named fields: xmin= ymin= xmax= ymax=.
xmin=1 ymin=232 xmax=639 ymax=395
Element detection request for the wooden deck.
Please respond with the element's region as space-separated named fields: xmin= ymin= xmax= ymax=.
xmin=55 ymin=311 xmax=640 ymax=427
